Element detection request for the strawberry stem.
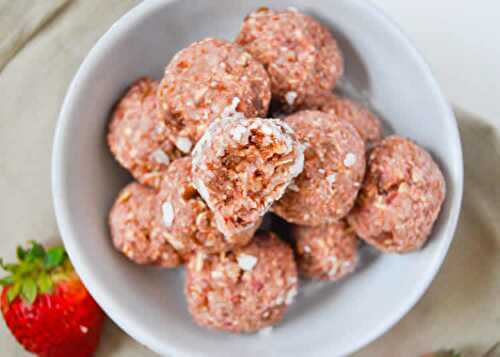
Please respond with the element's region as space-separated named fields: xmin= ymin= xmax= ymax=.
xmin=0 ymin=241 xmax=70 ymax=305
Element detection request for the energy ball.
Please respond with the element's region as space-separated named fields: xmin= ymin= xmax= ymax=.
xmin=192 ymin=117 xmax=304 ymax=238
xmin=291 ymin=221 xmax=359 ymax=281
xmin=157 ymin=38 xmax=271 ymax=145
xmin=107 ymin=78 xmax=183 ymax=189
xmin=185 ymin=232 xmax=298 ymax=333
xmin=272 ymin=111 xmax=366 ymax=225
xmin=348 ymin=136 xmax=446 ymax=253
xmin=303 ymin=93 xmax=383 ymax=144
xmin=108 ymin=182 xmax=181 ymax=267
xmin=154 ymin=157 xmax=259 ymax=257
xmin=236 ymin=8 xmax=343 ymax=110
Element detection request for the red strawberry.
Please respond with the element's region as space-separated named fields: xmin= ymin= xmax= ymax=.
xmin=0 ymin=241 xmax=105 ymax=357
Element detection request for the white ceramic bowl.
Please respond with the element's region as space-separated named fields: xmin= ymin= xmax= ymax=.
xmin=52 ymin=1 xmax=463 ymax=356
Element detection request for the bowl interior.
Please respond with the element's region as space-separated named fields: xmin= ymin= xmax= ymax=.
xmin=52 ymin=0 xmax=463 ymax=356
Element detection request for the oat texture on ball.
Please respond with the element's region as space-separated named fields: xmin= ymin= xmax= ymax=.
xmin=107 ymin=78 xmax=183 ymax=189
xmin=348 ymin=136 xmax=446 ymax=253
xmin=236 ymin=8 xmax=343 ymax=110
xmin=272 ymin=110 xmax=366 ymax=225
xmin=104 ymin=5 xmax=449 ymax=335
xmin=109 ymin=182 xmax=181 ymax=267
xmin=157 ymin=38 xmax=271 ymax=146
xmin=154 ymin=157 xmax=259 ymax=258
xmin=192 ymin=117 xmax=304 ymax=238
xmin=185 ymin=232 xmax=298 ymax=333
xmin=302 ymin=92 xmax=383 ymax=144
xmin=291 ymin=221 xmax=359 ymax=281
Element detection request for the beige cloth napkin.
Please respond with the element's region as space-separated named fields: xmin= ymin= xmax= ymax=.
xmin=0 ymin=1 xmax=499 ymax=356
xmin=0 ymin=0 xmax=71 ymax=72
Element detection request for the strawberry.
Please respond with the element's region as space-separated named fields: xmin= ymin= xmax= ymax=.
xmin=0 ymin=241 xmax=105 ymax=357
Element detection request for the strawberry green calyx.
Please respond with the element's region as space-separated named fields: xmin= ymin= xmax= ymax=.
xmin=0 ymin=241 xmax=71 ymax=305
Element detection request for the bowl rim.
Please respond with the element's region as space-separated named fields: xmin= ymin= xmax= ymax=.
xmin=51 ymin=0 xmax=463 ymax=356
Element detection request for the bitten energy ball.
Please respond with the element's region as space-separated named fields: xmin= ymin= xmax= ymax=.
xmin=348 ymin=136 xmax=446 ymax=253
xmin=154 ymin=157 xmax=259 ymax=257
xmin=236 ymin=8 xmax=343 ymax=110
xmin=291 ymin=221 xmax=359 ymax=281
xmin=107 ymin=78 xmax=183 ymax=189
xmin=303 ymin=93 xmax=382 ymax=143
xmin=158 ymin=38 xmax=271 ymax=145
xmin=192 ymin=117 xmax=304 ymax=238
xmin=185 ymin=232 xmax=298 ymax=333
xmin=109 ymin=182 xmax=181 ymax=267
xmin=272 ymin=111 xmax=365 ymax=225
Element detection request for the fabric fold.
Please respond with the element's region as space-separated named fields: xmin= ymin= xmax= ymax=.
xmin=0 ymin=0 xmax=71 ymax=72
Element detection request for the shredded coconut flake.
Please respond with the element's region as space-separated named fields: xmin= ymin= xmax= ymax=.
xmin=221 ymin=97 xmax=245 ymax=119
xmin=304 ymin=245 xmax=311 ymax=253
xmin=211 ymin=103 xmax=220 ymax=113
xmin=151 ymin=149 xmax=170 ymax=165
xmin=211 ymin=270 xmax=223 ymax=279
xmin=176 ymin=137 xmax=192 ymax=153
xmin=412 ymin=169 xmax=423 ymax=182
xmin=193 ymin=178 xmax=210 ymax=203
xmin=230 ymin=125 xmax=248 ymax=141
xmin=326 ymin=173 xmax=337 ymax=185
xmin=214 ymin=215 xmax=230 ymax=238
xmin=288 ymin=183 xmax=300 ymax=192
xmin=161 ymin=202 xmax=174 ymax=227
xmin=195 ymin=252 xmax=205 ymax=272
xmin=261 ymin=124 xmax=273 ymax=136
xmin=285 ymin=91 xmax=297 ymax=106
xmin=288 ymin=142 xmax=305 ymax=179
xmin=285 ymin=287 xmax=298 ymax=305
xmin=344 ymin=152 xmax=357 ymax=167
xmin=237 ymin=254 xmax=258 ymax=272
xmin=168 ymin=236 xmax=184 ymax=250
xmin=328 ymin=256 xmax=339 ymax=277
xmin=318 ymin=168 xmax=325 ymax=174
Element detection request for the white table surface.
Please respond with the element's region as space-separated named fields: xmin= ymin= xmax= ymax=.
xmin=374 ymin=0 xmax=500 ymax=129
xmin=1 ymin=0 xmax=499 ymax=356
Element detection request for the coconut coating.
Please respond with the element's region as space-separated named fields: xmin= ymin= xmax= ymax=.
xmin=192 ymin=117 xmax=304 ymax=238
xmin=157 ymin=38 xmax=271 ymax=145
xmin=291 ymin=221 xmax=359 ymax=281
xmin=348 ymin=136 xmax=446 ymax=253
xmin=272 ymin=111 xmax=366 ymax=225
xmin=236 ymin=8 xmax=343 ymax=110
xmin=185 ymin=232 xmax=298 ymax=333
xmin=302 ymin=93 xmax=382 ymax=143
xmin=154 ymin=157 xmax=259 ymax=258
xmin=108 ymin=182 xmax=181 ymax=267
xmin=107 ymin=78 xmax=183 ymax=189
